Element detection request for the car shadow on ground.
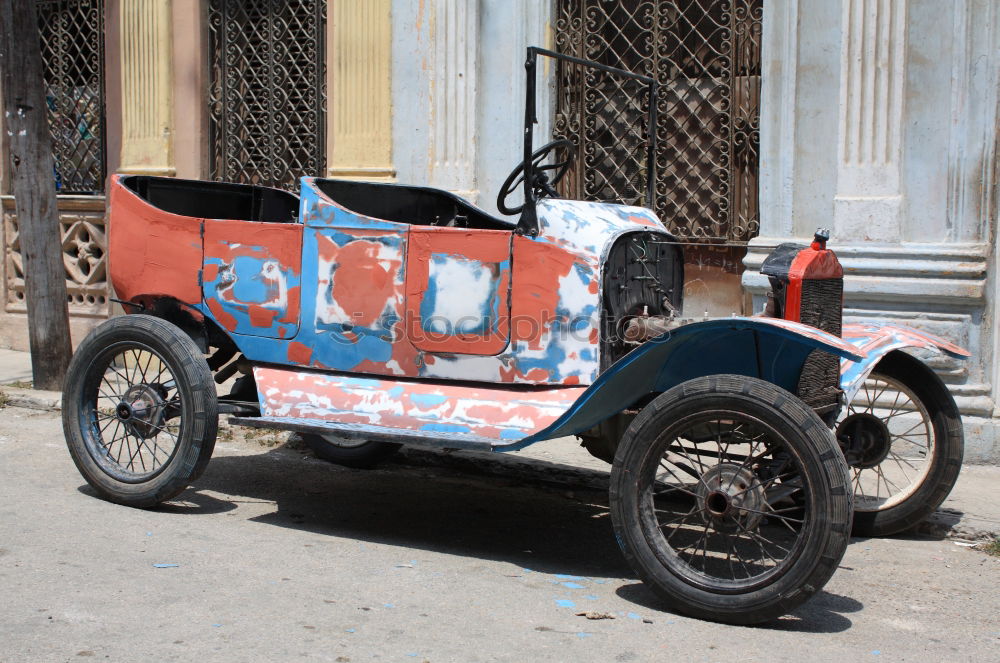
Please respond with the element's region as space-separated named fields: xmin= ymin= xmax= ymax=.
xmin=170 ymin=445 xmax=631 ymax=579
xmin=615 ymin=582 xmax=860 ymax=633
xmin=81 ymin=442 xmax=861 ymax=632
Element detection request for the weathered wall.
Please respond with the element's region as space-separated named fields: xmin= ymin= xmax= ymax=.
xmin=745 ymin=0 xmax=1000 ymax=460
xmin=392 ymin=0 xmax=551 ymax=213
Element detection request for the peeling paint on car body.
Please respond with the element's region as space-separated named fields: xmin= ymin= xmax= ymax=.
xmin=188 ymin=177 xmax=672 ymax=388
xmin=109 ymin=172 xmax=902 ymax=454
xmin=107 ymin=174 xmax=204 ymax=306
xmin=840 ymin=323 xmax=970 ymax=402
xmin=201 ymin=219 xmax=303 ymax=339
xmin=253 ymin=366 xmax=587 ymax=442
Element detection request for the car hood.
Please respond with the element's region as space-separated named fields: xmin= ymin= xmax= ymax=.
xmin=535 ymin=198 xmax=671 ymax=265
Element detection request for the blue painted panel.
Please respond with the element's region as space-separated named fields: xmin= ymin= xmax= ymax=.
xmin=502 ymin=317 xmax=866 ymax=449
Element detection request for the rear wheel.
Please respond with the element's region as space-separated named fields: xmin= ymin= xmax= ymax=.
xmin=302 ymin=433 xmax=401 ymax=469
xmin=62 ymin=315 xmax=218 ymax=507
xmin=610 ymin=375 xmax=852 ymax=625
xmin=839 ymin=351 xmax=963 ymax=537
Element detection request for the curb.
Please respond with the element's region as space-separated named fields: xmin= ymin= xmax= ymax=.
xmin=0 ymin=386 xmax=61 ymax=411
xmin=916 ymin=508 xmax=998 ymax=542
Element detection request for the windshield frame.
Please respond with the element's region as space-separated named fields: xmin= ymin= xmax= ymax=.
xmin=518 ymin=47 xmax=659 ymax=237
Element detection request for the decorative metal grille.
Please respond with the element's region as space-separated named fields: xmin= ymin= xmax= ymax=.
xmin=555 ymin=0 xmax=763 ymax=244
xmin=3 ymin=197 xmax=109 ymax=316
xmin=208 ymin=0 xmax=326 ymax=190
xmin=36 ymin=0 xmax=107 ymax=194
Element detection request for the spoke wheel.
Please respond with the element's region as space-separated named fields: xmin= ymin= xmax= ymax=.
xmin=90 ymin=347 xmax=181 ymax=482
xmin=610 ymin=375 xmax=852 ymax=624
xmin=839 ymin=351 xmax=963 ymax=537
xmin=63 ymin=315 xmax=218 ymax=507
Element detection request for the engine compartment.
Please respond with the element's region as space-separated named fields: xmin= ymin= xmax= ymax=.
xmin=600 ymin=230 xmax=684 ymax=369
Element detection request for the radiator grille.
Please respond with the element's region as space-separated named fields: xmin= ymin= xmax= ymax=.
xmin=796 ymin=278 xmax=843 ymax=413
xmin=799 ymin=278 xmax=843 ymax=336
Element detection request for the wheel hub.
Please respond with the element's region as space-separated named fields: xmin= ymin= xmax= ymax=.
xmin=118 ymin=384 xmax=166 ymax=439
xmin=696 ymin=462 xmax=766 ymax=533
xmin=837 ymin=413 xmax=892 ymax=469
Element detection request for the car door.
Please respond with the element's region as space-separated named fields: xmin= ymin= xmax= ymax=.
xmin=404 ymin=227 xmax=512 ymax=355
xmin=201 ymin=219 xmax=302 ymax=339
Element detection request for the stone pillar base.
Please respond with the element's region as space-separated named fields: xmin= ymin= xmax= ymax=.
xmin=833 ymin=195 xmax=902 ymax=242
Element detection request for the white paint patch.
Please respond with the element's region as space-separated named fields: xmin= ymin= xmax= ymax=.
xmin=424 ymin=354 xmax=504 ymax=382
xmin=425 ymin=256 xmax=495 ymax=334
xmin=314 ymin=251 xmax=351 ymax=325
xmin=258 ymin=260 xmax=288 ymax=309
xmin=555 ymin=267 xmax=599 ymax=379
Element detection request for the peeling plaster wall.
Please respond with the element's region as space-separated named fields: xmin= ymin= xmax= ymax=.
xmin=392 ymin=0 xmax=551 ymax=215
xmin=746 ymin=0 xmax=1000 ymax=461
xmin=390 ymin=1 xmax=433 ymax=192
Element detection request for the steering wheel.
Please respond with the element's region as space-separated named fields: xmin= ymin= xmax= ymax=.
xmin=496 ymin=139 xmax=575 ymax=216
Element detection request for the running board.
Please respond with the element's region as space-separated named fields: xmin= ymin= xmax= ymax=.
xmin=229 ymin=416 xmax=503 ymax=451
xmin=244 ymin=366 xmax=588 ymax=449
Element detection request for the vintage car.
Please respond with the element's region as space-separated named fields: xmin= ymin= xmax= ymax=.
xmin=61 ymin=48 xmax=966 ymax=625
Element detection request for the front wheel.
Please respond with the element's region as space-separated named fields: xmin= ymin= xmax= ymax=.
xmin=62 ymin=315 xmax=218 ymax=507
xmin=838 ymin=351 xmax=963 ymax=537
xmin=610 ymin=375 xmax=852 ymax=625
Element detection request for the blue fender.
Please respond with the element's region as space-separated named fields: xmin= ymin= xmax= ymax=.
xmin=503 ymin=317 xmax=866 ymax=449
xmin=840 ymin=323 xmax=969 ymax=402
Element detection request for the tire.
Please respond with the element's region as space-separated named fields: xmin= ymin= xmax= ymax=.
xmin=302 ymin=433 xmax=401 ymax=469
xmin=609 ymin=375 xmax=852 ymax=625
xmin=62 ymin=314 xmax=218 ymax=507
xmin=838 ymin=351 xmax=963 ymax=537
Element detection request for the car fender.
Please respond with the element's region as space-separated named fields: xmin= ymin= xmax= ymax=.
xmin=840 ymin=323 xmax=969 ymax=403
xmin=506 ymin=317 xmax=866 ymax=448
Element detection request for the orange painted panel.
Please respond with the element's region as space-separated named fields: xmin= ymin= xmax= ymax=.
xmin=107 ymin=175 xmax=203 ymax=305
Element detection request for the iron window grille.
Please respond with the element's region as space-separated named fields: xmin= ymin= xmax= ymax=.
xmin=554 ymin=0 xmax=763 ymax=245
xmin=207 ymin=0 xmax=327 ymax=191
xmin=36 ymin=0 xmax=107 ymax=195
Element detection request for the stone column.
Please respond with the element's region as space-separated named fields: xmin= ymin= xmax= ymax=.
xmin=390 ymin=0 xmax=549 ymax=209
xmin=427 ymin=0 xmax=479 ymax=202
xmin=117 ymin=0 xmax=174 ymax=175
xmin=475 ymin=0 xmax=552 ymax=216
xmin=327 ymin=0 xmax=395 ymax=181
xmin=745 ymin=0 xmax=999 ymax=460
xmin=832 ymin=0 xmax=907 ymax=242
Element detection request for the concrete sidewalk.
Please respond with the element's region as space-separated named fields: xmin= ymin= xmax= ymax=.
xmin=0 ymin=348 xmax=60 ymax=409
xmin=0 ymin=347 xmax=33 ymax=385
xmin=2 ymin=347 xmax=996 ymax=541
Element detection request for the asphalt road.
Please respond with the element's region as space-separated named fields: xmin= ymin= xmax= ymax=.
xmin=1 ymin=405 xmax=997 ymax=663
